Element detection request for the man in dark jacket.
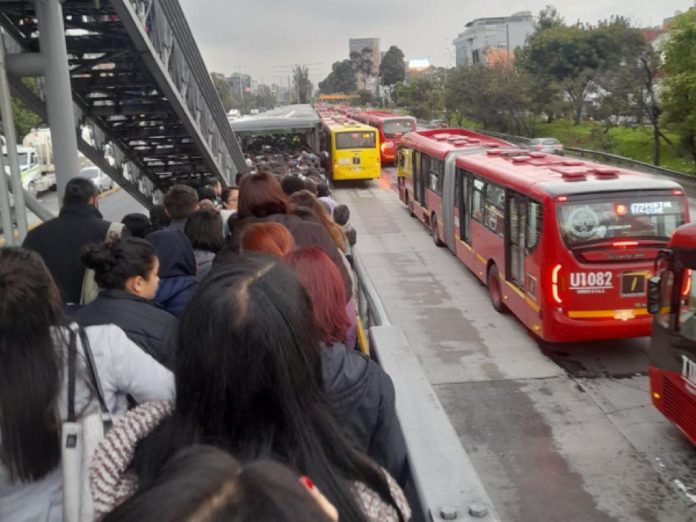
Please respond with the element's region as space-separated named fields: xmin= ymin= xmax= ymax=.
xmin=76 ymin=289 xmax=177 ymax=369
xmin=22 ymin=178 xmax=114 ymax=304
xmin=146 ymin=185 xmax=199 ymax=317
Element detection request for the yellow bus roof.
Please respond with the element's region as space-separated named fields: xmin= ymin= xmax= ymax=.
xmin=320 ymin=116 xmax=375 ymax=133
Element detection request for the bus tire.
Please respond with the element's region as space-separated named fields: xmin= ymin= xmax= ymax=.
xmin=431 ymin=214 xmax=444 ymax=247
xmin=487 ymin=264 xmax=508 ymax=313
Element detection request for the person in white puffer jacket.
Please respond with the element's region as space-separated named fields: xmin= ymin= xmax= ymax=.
xmin=0 ymin=247 xmax=174 ymax=522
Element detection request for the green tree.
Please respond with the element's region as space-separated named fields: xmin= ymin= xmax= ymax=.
xmin=661 ymin=9 xmax=696 ymax=167
xmin=318 ymin=60 xmax=357 ymax=94
xmin=394 ymin=74 xmax=444 ymax=120
xmin=292 ymin=65 xmax=313 ymax=103
xmin=379 ymin=45 xmax=406 ymax=99
xmin=255 ymin=84 xmax=277 ymax=110
xmin=211 ymin=72 xmax=234 ymax=112
xmin=12 ymin=78 xmax=43 ymax=138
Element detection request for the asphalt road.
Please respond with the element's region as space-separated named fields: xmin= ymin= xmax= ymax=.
xmin=334 ymin=168 xmax=696 ymax=522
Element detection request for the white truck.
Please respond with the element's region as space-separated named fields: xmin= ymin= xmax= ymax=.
xmin=20 ymin=128 xmax=56 ymax=196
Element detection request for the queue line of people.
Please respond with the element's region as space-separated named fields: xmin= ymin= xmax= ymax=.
xmin=1 ymin=171 xmax=408 ymax=521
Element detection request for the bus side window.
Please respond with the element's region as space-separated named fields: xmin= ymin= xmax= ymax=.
xmin=526 ymin=200 xmax=543 ymax=251
xmin=429 ymin=159 xmax=444 ymax=196
xmin=484 ymin=183 xmax=505 ymax=236
xmin=658 ymin=271 xmax=675 ymax=329
xmin=472 ymin=178 xmax=485 ymax=222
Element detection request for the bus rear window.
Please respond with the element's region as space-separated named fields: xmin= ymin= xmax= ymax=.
xmin=335 ymin=132 xmax=376 ymax=150
xmin=558 ymin=194 xmax=685 ymax=247
xmin=383 ymin=119 xmax=415 ymax=137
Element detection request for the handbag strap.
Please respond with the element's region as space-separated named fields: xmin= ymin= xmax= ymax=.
xmin=67 ymin=325 xmax=78 ymax=422
xmin=77 ymin=326 xmax=110 ymax=417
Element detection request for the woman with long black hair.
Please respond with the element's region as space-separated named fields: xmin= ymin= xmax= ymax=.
xmin=90 ymin=254 xmax=410 ymax=521
xmin=0 ymin=247 xmax=174 ymax=522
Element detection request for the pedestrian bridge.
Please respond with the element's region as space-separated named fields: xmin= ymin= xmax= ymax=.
xmin=0 ymin=0 xmax=246 ymax=208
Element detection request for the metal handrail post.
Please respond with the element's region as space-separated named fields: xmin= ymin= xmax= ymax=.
xmin=0 ymin=150 xmax=15 ymax=244
xmin=34 ymin=0 xmax=80 ymax=203
xmin=0 ymin=37 xmax=28 ymax=239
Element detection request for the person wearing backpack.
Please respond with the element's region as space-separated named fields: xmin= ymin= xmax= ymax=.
xmin=0 ymin=247 xmax=174 ymax=522
xmin=22 ymin=177 xmax=124 ymax=310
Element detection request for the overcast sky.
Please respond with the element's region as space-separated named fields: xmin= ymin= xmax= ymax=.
xmin=179 ymin=1 xmax=691 ymax=87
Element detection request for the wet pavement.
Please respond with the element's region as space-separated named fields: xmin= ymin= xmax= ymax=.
xmin=334 ymin=168 xmax=696 ymax=521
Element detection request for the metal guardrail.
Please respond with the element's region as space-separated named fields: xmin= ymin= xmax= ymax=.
xmin=353 ymin=250 xmax=501 ymax=522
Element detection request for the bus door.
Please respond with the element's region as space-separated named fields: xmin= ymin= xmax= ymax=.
xmin=442 ymin=153 xmax=458 ymax=249
xmin=454 ymin=168 xmax=476 ymax=267
xmin=416 ymin=152 xmax=429 ymax=206
xmin=506 ymin=193 xmax=527 ymax=289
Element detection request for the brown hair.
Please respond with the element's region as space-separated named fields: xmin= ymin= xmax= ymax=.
xmin=164 ymin=185 xmax=199 ymax=220
xmin=237 ymin=172 xmax=290 ymax=219
xmin=289 ymin=191 xmax=346 ymax=252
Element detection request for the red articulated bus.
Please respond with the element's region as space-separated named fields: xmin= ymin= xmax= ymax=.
xmin=352 ymin=110 xmax=417 ymax=165
xmin=397 ymin=128 xmax=689 ymax=343
xmin=647 ymin=223 xmax=696 ymax=444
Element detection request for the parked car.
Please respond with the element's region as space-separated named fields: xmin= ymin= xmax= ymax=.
xmin=528 ymin=137 xmax=564 ymax=155
xmin=78 ymin=166 xmax=114 ymax=192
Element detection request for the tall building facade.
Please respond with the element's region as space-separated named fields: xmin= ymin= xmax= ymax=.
xmin=453 ymin=11 xmax=534 ymax=67
xmin=227 ymin=72 xmax=252 ymax=95
xmin=349 ymin=38 xmax=381 ymax=93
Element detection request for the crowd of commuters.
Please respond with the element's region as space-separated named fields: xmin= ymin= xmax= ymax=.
xmin=1 ymin=168 xmax=407 ymax=522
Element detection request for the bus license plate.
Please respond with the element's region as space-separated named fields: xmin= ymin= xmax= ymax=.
xmin=682 ymin=355 xmax=696 ymax=393
xmin=352 ymin=157 xmax=360 ymax=165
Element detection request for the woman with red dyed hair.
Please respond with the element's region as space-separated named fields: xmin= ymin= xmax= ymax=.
xmin=240 ymin=222 xmax=295 ymax=257
xmin=284 ymin=247 xmax=407 ymax=486
xmin=237 ymin=172 xmax=353 ymax=300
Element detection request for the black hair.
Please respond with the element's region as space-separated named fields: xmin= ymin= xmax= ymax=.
xmin=63 ymin=177 xmax=98 ymax=205
xmin=149 ymin=205 xmax=169 ymax=231
xmin=333 ymin=204 xmax=351 ymax=226
xmin=197 ymin=185 xmax=217 ymax=203
xmin=81 ymin=237 xmax=157 ymax=290
xmin=121 ymin=213 xmax=152 ymax=238
xmin=104 ymin=445 xmax=333 ymax=522
xmin=317 ymin=181 xmax=331 ymax=198
xmin=133 ymin=255 xmax=402 ymax=521
xmin=221 ymin=187 xmax=239 ymax=205
xmin=184 ymin=209 xmax=224 ymax=253
xmin=0 ymin=248 xmax=63 ymax=483
xmin=291 ymin=205 xmax=322 ymax=224
xmin=280 ymin=175 xmax=307 ymax=196
xmin=164 ymin=184 xmax=198 ymax=220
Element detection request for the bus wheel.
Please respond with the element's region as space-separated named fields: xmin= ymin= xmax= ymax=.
xmin=487 ymin=264 xmax=508 ymax=313
xmin=431 ymin=214 xmax=444 ymax=247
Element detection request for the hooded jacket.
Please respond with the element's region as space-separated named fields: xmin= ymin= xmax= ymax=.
xmin=146 ymin=228 xmax=198 ymax=317
xmin=75 ymin=289 xmax=177 ymax=369
xmin=22 ymin=203 xmax=112 ymax=304
xmin=321 ymin=343 xmax=407 ymax=485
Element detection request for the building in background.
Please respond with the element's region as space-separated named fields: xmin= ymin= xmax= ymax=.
xmin=406 ymin=58 xmax=434 ymax=79
xmin=453 ymin=11 xmax=533 ymax=67
xmin=349 ymin=38 xmax=381 ymax=93
xmin=227 ymin=72 xmax=252 ymax=96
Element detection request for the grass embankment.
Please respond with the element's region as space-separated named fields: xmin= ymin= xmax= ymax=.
xmin=535 ymin=120 xmax=694 ymax=175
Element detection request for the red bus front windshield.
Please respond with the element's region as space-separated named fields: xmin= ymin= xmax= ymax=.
xmin=335 ymin=131 xmax=376 ymax=150
xmin=558 ymin=193 xmax=685 ymax=247
xmin=382 ymin=119 xmax=415 ymax=137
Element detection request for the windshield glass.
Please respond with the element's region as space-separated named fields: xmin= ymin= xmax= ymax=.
xmin=3 ymin=152 xmax=29 ymax=166
xmin=335 ymin=131 xmax=376 ymax=150
xmin=383 ymin=119 xmax=415 ymax=137
xmin=558 ymin=194 xmax=685 ymax=247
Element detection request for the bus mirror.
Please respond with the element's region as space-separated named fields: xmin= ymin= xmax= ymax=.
xmin=647 ymin=276 xmax=661 ymax=315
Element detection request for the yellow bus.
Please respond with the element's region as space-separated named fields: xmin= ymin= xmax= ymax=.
xmin=319 ymin=115 xmax=381 ymax=181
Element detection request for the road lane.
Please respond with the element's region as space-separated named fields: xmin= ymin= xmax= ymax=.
xmin=334 ymin=168 xmax=696 ymax=521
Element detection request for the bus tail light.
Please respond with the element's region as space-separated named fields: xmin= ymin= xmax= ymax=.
xmin=612 ymin=240 xmax=638 ymax=248
xmin=551 ymin=264 xmax=563 ymax=305
xmin=682 ymin=269 xmax=692 ymax=297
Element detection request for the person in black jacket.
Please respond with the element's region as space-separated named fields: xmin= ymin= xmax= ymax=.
xmin=22 ymin=177 xmax=115 ymax=305
xmin=285 ymin=247 xmax=407 ymax=486
xmin=76 ymin=237 xmax=177 ymax=368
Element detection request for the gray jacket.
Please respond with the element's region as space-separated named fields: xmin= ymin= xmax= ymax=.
xmin=0 ymin=324 xmax=174 ymax=522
